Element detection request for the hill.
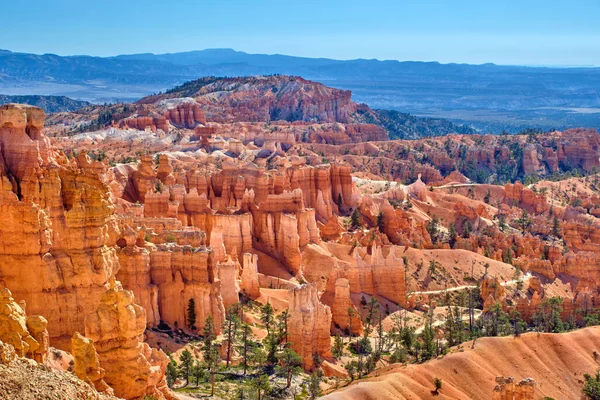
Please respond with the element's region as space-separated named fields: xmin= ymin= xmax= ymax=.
xmin=323 ymin=327 xmax=600 ymax=400
xmin=0 ymin=94 xmax=90 ymax=113
xmin=45 ymin=75 xmax=474 ymax=139
xmin=2 ymin=48 xmax=600 ymax=131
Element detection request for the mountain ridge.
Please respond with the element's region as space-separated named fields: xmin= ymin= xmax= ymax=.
xmin=2 ymin=48 xmax=599 ymax=132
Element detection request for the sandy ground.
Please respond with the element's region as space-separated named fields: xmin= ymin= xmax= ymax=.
xmin=323 ymin=326 xmax=600 ymax=400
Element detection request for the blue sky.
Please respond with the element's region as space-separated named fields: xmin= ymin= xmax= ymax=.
xmin=2 ymin=0 xmax=599 ymax=66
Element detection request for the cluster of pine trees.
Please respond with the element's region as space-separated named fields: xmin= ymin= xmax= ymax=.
xmin=164 ymin=300 xmax=323 ymax=399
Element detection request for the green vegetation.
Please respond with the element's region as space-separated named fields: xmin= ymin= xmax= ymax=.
xmin=583 ymin=370 xmax=600 ymax=400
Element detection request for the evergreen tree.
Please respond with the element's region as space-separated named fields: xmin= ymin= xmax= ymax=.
xmin=260 ymin=302 xmax=275 ymax=336
xmin=207 ymin=344 xmax=220 ymax=397
xmin=583 ymin=369 xmax=600 ymax=400
xmin=332 ymin=335 xmax=344 ymax=359
xmin=377 ymin=211 xmax=384 ymax=232
xmin=186 ymin=298 xmax=196 ymax=331
xmin=202 ymin=315 xmax=216 ymax=362
xmin=276 ymin=309 xmax=289 ymax=346
xmin=498 ymin=213 xmax=507 ymax=232
xmin=253 ymin=374 xmax=270 ymax=400
xmin=434 ymin=377 xmax=443 ymax=394
xmin=276 ymin=348 xmax=303 ymax=388
xmin=427 ymin=215 xmax=440 ymax=243
xmin=448 ymin=222 xmax=457 ymax=248
xmin=191 ymin=360 xmax=204 ymax=386
xmin=308 ymin=370 xmax=323 ymax=400
xmin=344 ymin=361 xmax=357 ymax=381
xmin=516 ymin=210 xmax=532 ymax=233
xmin=483 ymin=189 xmax=491 ymax=204
xmin=236 ymin=323 xmax=261 ymax=376
xmin=337 ymin=193 xmax=343 ymax=209
xmin=350 ymin=209 xmax=362 ymax=230
xmin=462 ymin=220 xmax=472 ymax=238
xmin=552 ymin=217 xmax=561 ymax=238
xmin=179 ymin=349 xmax=194 ymax=386
xmin=421 ymin=320 xmax=436 ymax=361
xmin=166 ymin=357 xmax=178 ymax=388
xmin=224 ymin=304 xmax=241 ymax=368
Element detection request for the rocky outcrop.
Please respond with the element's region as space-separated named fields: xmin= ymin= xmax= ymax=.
xmin=492 ymin=376 xmax=535 ymax=400
xmin=0 ymin=288 xmax=49 ymax=363
xmin=240 ymin=252 xmax=260 ymax=299
xmin=174 ymin=76 xmax=361 ymax=124
xmin=84 ymin=284 xmax=173 ymax=400
xmin=216 ymin=254 xmax=240 ymax=310
xmin=288 ymin=283 xmax=332 ymax=370
xmin=330 ymin=278 xmax=363 ymax=336
xmin=0 ymin=104 xmax=120 ymax=348
xmin=0 ymin=338 xmax=119 ymax=400
xmin=71 ymin=331 xmax=113 ymax=394
xmin=117 ymin=230 xmax=226 ymax=333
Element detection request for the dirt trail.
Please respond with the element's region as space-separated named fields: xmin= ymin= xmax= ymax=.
xmin=411 ymin=273 xmax=532 ymax=295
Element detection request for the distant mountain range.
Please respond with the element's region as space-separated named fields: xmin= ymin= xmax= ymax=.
xmin=0 ymin=95 xmax=89 ymax=113
xmin=1 ymin=48 xmax=600 ymax=132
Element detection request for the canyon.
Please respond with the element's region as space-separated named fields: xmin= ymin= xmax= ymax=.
xmin=1 ymin=75 xmax=600 ymax=399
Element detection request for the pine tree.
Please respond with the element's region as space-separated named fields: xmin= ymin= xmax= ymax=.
xmin=376 ymin=211 xmax=384 ymax=232
xmin=260 ymin=302 xmax=274 ymax=336
xmin=483 ymin=189 xmax=491 ymax=204
xmin=308 ymin=370 xmax=323 ymax=399
xmin=191 ymin=360 xmax=204 ymax=386
xmin=448 ymin=222 xmax=457 ymax=248
xmin=584 ymin=370 xmax=600 ymax=400
xmin=207 ymin=344 xmax=220 ymax=397
xmin=179 ymin=349 xmax=194 ymax=386
xmin=516 ymin=210 xmax=532 ymax=233
xmin=166 ymin=357 xmax=178 ymax=388
xmin=186 ymin=298 xmax=196 ymax=331
xmin=276 ymin=348 xmax=303 ymax=388
xmin=434 ymin=377 xmax=443 ymax=394
xmin=202 ymin=315 xmax=216 ymax=362
xmin=224 ymin=304 xmax=241 ymax=368
xmin=552 ymin=217 xmax=561 ymax=238
xmin=462 ymin=220 xmax=472 ymax=238
xmin=350 ymin=209 xmax=362 ymax=230
xmin=236 ymin=323 xmax=260 ymax=376
xmin=276 ymin=309 xmax=289 ymax=346
xmin=253 ymin=374 xmax=270 ymax=400
xmin=332 ymin=335 xmax=344 ymax=359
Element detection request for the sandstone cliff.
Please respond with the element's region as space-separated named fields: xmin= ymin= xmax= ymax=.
xmin=288 ymin=283 xmax=332 ymax=370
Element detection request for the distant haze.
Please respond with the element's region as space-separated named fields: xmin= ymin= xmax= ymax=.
xmin=1 ymin=0 xmax=599 ymax=66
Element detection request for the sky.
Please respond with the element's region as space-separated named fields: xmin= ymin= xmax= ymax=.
xmin=2 ymin=0 xmax=600 ymax=66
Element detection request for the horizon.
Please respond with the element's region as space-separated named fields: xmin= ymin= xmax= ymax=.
xmin=2 ymin=0 xmax=600 ymax=66
xmin=1 ymin=47 xmax=599 ymax=69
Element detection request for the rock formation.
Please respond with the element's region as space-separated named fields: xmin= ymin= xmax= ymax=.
xmin=0 ymin=338 xmax=119 ymax=400
xmin=240 ymin=252 xmax=260 ymax=299
xmin=288 ymin=283 xmax=332 ymax=370
xmin=71 ymin=331 xmax=113 ymax=394
xmin=0 ymin=104 xmax=120 ymax=348
xmin=84 ymin=283 xmax=173 ymax=400
xmin=0 ymin=288 xmax=49 ymax=362
xmin=492 ymin=376 xmax=535 ymax=400
xmin=330 ymin=278 xmax=363 ymax=336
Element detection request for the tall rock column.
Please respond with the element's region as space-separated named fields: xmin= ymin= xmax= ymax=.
xmin=84 ymin=283 xmax=172 ymax=400
xmin=331 ymin=278 xmax=363 ymax=336
xmin=240 ymin=253 xmax=260 ymax=299
xmin=288 ymin=283 xmax=332 ymax=370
